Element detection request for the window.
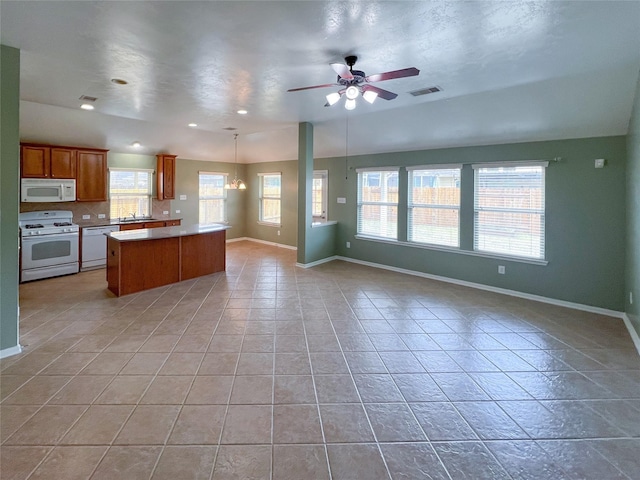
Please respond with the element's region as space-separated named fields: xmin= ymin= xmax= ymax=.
xmin=473 ymin=162 xmax=547 ymax=259
xmin=357 ymin=168 xmax=399 ymax=239
xmin=313 ymin=170 xmax=328 ymax=221
xmin=408 ymin=165 xmax=461 ymax=247
xmin=199 ymin=172 xmax=227 ymax=223
xmin=109 ymin=168 xmax=153 ymax=219
xmin=259 ymin=172 xmax=281 ymax=225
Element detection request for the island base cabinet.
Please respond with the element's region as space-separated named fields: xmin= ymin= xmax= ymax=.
xmin=107 ymin=230 xmax=226 ymax=296
xmin=181 ymin=232 xmax=225 ymax=280
xmin=107 ymin=237 xmax=180 ymax=296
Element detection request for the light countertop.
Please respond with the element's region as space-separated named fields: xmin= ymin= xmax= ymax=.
xmin=107 ymin=223 xmax=229 ymax=242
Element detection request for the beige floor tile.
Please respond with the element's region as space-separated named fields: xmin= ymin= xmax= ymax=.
xmin=91 ymin=446 xmax=162 ymax=480
xmin=173 ymin=334 xmax=212 ymax=352
xmin=61 ymin=405 xmax=134 ymax=445
xmin=29 ymin=446 xmax=107 ymax=480
xmin=230 ymin=375 xmax=273 ymax=404
xmin=2 ymin=375 xmax=71 ymax=405
xmin=186 ymin=376 xmax=234 ymax=404
xmin=326 ymin=443 xmax=391 ymax=480
xmin=0 ymin=406 xmax=40 ymax=443
xmin=0 ymin=446 xmax=52 ymax=480
xmin=140 ymin=375 xmax=193 ymax=404
xmin=1 ymin=353 xmax=60 ymax=376
xmin=138 ymin=334 xmax=181 ymax=352
xmin=221 ymin=405 xmax=272 ymax=444
xmin=273 ymin=445 xmax=330 ymax=480
xmin=4 ymin=405 xmax=88 ymax=445
xmin=198 ymin=352 xmax=239 ymax=375
xmin=0 ymin=375 xmax=31 ymax=401
xmin=47 ymin=375 xmax=113 ymax=404
xmin=319 ymin=404 xmax=376 ymax=443
xmin=168 ymin=405 xmax=226 ymax=444
xmin=274 ymin=375 xmax=316 ymax=404
xmin=152 ymin=446 xmax=217 ymax=480
xmin=39 ymin=353 xmax=98 ymax=375
xmin=80 ymin=352 xmax=134 ymax=375
xmin=94 ymin=375 xmax=153 ymax=404
xmin=158 ymin=352 xmax=204 ymax=375
xmin=103 ymin=334 xmax=149 ymax=352
xmin=114 ymin=405 xmax=180 ymax=444
xmin=120 ymin=352 xmax=169 ymax=375
xmin=273 ymin=404 xmax=324 ymax=443
xmin=212 ymin=445 xmax=271 ymax=480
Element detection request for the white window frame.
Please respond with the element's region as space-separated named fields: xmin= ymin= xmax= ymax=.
xmin=199 ymin=171 xmax=227 ymax=224
xmin=258 ymin=172 xmax=281 ymax=226
xmin=356 ymin=167 xmax=399 ymax=240
xmin=473 ymin=161 xmax=547 ymax=260
xmin=313 ymin=170 xmax=328 ymax=222
xmin=407 ymin=164 xmax=461 ymax=248
xmin=109 ymin=168 xmax=154 ymax=220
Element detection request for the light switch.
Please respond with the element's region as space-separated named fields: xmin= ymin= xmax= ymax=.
xmin=179 ymin=194 xmax=187 ymax=200
xmin=337 ymin=197 xmax=346 ymax=204
xmin=82 ymin=214 xmax=90 ymax=220
xmin=595 ymin=159 xmax=605 ymax=168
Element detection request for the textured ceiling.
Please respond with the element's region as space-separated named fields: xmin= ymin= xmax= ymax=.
xmin=2 ymin=1 xmax=639 ymax=163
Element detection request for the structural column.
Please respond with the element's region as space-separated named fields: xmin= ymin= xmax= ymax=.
xmin=296 ymin=122 xmax=313 ymax=264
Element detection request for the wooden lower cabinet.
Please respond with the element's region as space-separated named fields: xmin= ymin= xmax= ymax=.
xmin=118 ymin=219 xmax=181 ymax=231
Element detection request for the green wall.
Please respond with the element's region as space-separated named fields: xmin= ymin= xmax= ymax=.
xmin=245 ymin=160 xmax=298 ymax=247
xmin=173 ymin=158 xmax=246 ymax=239
xmin=316 ymin=136 xmax=627 ymax=311
xmin=626 ymin=73 xmax=640 ymax=334
xmin=1 ymin=45 xmax=20 ymax=353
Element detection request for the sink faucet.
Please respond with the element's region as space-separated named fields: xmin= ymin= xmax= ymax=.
xmin=130 ymin=212 xmax=136 ymax=220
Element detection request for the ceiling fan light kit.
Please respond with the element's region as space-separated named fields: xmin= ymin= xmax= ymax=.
xmin=288 ymin=55 xmax=419 ymax=110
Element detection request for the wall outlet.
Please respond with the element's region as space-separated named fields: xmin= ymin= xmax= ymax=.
xmin=498 ymin=265 xmax=505 ymax=274
xmin=277 ymin=230 xmax=280 ymax=236
xmin=98 ymin=214 xmax=105 ymax=219
xmin=631 ymin=292 xmax=634 ymax=305
xmin=179 ymin=194 xmax=187 ymax=200
xmin=163 ymin=211 xmax=169 ymax=215
xmin=175 ymin=210 xmax=181 ymax=214
xmin=82 ymin=214 xmax=90 ymax=220
xmin=337 ymin=197 xmax=346 ymax=204
xmin=346 ymin=241 xmax=351 ymax=248
xmin=594 ymin=158 xmax=606 ymax=168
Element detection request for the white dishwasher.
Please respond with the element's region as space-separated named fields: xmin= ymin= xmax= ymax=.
xmin=81 ymin=225 xmax=119 ymax=271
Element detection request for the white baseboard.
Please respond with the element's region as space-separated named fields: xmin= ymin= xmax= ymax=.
xmin=622 ymin=314 xmax=640 ymax=356
xmin=0 ymin=344 xmax=22 ymax=359
xmin=230 ymin=237 xmax=297 ymax=250
xmin=334 ymin=255 xmax=625 ymax=319
xmin=296 ymin=256 xmax=338 ymax=269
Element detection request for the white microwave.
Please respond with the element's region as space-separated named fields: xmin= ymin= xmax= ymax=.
xmin=21 ymin=178 xmax=76 ymax=202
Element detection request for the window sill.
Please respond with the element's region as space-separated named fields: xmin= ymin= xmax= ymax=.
xmin=311 ymin=221 xmax=337 ymax=228
xmin=354 ymin=235 xmax=548 ymax=266
xmin=257 ymin=221 xmax=281 ymax=228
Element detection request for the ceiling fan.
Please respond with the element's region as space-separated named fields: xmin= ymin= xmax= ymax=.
xmin=287 ymin=55 xmax=420 ymax=109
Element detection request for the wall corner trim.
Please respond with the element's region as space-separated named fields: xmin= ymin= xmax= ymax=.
xmin=622 ymin=314 xmax=640 ymax=356
xmin=296 ymin=256 xmax=338 ymax=269
xmin=0 ymin=344 xmax=23 ymax=359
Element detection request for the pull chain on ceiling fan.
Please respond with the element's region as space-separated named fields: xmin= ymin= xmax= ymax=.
xmin=287 ymin=55 xmax=420 ymax=109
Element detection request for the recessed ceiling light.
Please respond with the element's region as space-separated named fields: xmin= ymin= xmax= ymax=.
xmin=237 ymin=109 xmax=248 ymax=115
xmin=111 ymin=78 xmax=128 ymax=85
xmin=80 ymin=103 xmax=95 ymax=110
xmin=131 ymin=141 xmax=142 ymax=148
xmin=188 ymin=123 xmax=198 ymax=127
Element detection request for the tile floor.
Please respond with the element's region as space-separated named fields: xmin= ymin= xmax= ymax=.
xmin=1 ymin=240 xmax=640 ymax=479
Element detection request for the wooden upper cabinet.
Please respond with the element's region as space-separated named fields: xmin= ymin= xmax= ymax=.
xmin=21 ymin=145 xmax=51 ymax=178
xmin=156 ymin=154 xmax=177 ymax=200
xmin=50 ymin=148 xmax=76 ymax=178
xmin=76 ymin=149 xmax=108 ymax=202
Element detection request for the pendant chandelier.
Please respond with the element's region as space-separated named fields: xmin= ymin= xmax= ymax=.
xmin=224 ymin=133 xmax=246 ymax=190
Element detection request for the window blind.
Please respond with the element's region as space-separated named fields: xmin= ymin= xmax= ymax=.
xmin=357 ymin=169 xmax=399 ymax=239
xmin=473 ymin=163 xmax=546 ymax=259
xmin=199 ymin=172 xmax=227 ymax=223
xmin=109 ymin=168 xmax=153 ymax=219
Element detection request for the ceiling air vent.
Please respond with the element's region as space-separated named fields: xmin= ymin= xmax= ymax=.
xmin=409 ymin=86 xmax=442 ymax=97
xmin=79 ymin=95 xmax=98 ymax=102
xmin=222 ymin=127 xmax=238 ymax=131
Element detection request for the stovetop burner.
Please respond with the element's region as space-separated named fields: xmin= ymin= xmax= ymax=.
xmin=25 ymin=224 xmax=45 ymax=229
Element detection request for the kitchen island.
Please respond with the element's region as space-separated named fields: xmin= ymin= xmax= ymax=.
xmin=106 ymin=223 xmax=229 ymax=296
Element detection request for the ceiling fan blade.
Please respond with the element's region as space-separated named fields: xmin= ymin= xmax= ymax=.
xmin=365 ymin=67 xmax=420 ymax=83
xmin=331 ymin=62 xmax=354 ymax=80
xmin=363 ymin=84 xmax=398 ymax=100
xmin=287 ymin=83 xmax=338 ymax=92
